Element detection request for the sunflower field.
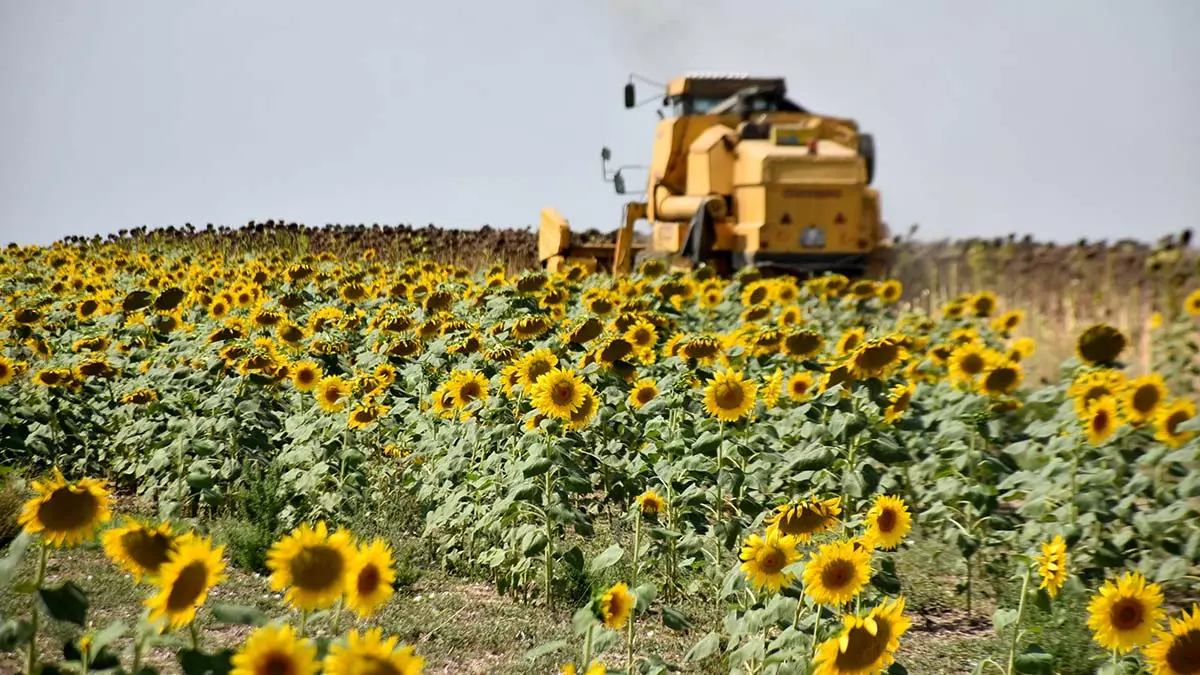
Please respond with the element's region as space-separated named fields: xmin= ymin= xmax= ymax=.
xmin=1 ymin=229 xmax=1199 ymax=675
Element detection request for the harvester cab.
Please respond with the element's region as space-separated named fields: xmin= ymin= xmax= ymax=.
xmin=538 ymin=72 xmax=893 ymax=279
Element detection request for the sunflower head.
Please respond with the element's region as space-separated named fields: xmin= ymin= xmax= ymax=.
xmin=266 ymin=521 xmax=355 ymax=611
xmin=1124 ymin=373 xmax=1166 ymax=425
xmin=628 ymin=378 xmax=659 ymax=409
xmin=530 ymin=367 xmax=586 ymax=420
xmin=345 ymin=538 xmax=397 ymax=619
xmin=322 ymin=627 xmax=424 ymax=675
xmin=1076 ymin=323 xmax=1127 ymax=366
xmin=1145 ymin=603 xmax=1200 ymax=675
xmin=594 ymin=582 xmax=636 ymax=630
xmin=145 ymin=532 xmax=227 ymax=631
xmin=18 ymin=469 xmax=112 ymax=547
xmin=765 ymin=497 xmax=841 ymax=541
xmin=102 ymin=518 xmax=178 ymax=583
xmin=1086 ymin=570 xmax=1165 ymax=653
xmin=802 ymin=539 xmax=873 ymax=607
xmin=230 ymin=623 xmax=318 ymax=675
xmin=813 ymin=597 xmax=911 ymax=675
xmin=1034 ymin=534 xmax=1068 ymax=599
xmin=1084 ymin=396 xmax=1122 ymax=446
xmin=702 ymin=368 xmax=758 ymax=422
xmin=1155 ymin=398 xmax=1197 ymax=448
xmin=739 ymin=531 xmax=801 ymax=593
xmin=864 ymin=495 xmax=912 ymax=551
xmin=635 ymin=490 xmax=665 ymax=518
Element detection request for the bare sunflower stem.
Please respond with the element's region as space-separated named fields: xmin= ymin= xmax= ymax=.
xmin=299 ymin=610 xmax=310 ymax=638
xmin=581 ymin=623 xmax=595 ymax=670
xmin=26 ymin=542 xmax=49 ymax=675
xmin=189 ymin=622 xmax=201 ymax=651
xmin=626 ymin=508 xmax=642 ymax=672
xmin=331 ymin=596 xmax=345 ymax=635
xmin=810 ymin=604 xmax=822 ymax=660
xmin=1005 ymin=566 xmax=1031 ymax=675
xmin=543 ymin=467 xmax=555 ymax=606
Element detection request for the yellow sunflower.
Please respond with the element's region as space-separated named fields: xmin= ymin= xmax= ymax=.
xmin=863 ymin=495 xmax=912 ymax=551
xmin=836 ymin=327 xmax=866 ymax=355
xmin=1124 ymin=373 xmax=1167 ymax=426
xmin=948 ymin=345 xmax=990 ymax=384
xmin=0 ymin=355 xmax=15 ymax=386
xmin=230 ymin=624 xmax=319 ymax=675
xmin=628 ymin=378 xmax=658 ymax=409
xmin=1086 ymin=570 xmax=1165 ymax=653
xmin=18 ymin=469 xmax=112 ymax=547
xmin=322 ymin=627 xmax=424 ymax=675
xmin=884 ymin=382 xmax=915 ymax=423
xmin=877 ymin=279 xmax=903 ymax=304
xmin=813 ymin=596 xmax=911 ymax=675
xmin=1185 ymin=289 xmax=1200 ymax=317
xmin=517 ymin=348 xmax=558 ymax=389
xmin=779 ymin=372 xmax=811 ymax=402
xmin=802 ymin=539 xmax=873 ymax=607
xmin=1145 ymin=603 xmax=1200 ymax=675
xmin=1034 ymin=534 xmax=1068 ymax=599
xmin=739 ymin=531 xmax=801 ymax=593
xmin=634 ymin=489 xmax=665 ymax=518
xmin=447 ymin=370 xmax=489 ymax=409
xmin=266 ymin=521 xmax=355 ymax=611
xmin=314 ymin=375 xmax=351 ymax=412
xmin=345 ymin=538 xmax=396 ymax=619
xmin=848 ymin=337 xmax=908 ymax=379
xmin=567 ymin=385 xmax=598 ymax=430
xmin=765 ymin=497 xmax=842 ymax=542
xmin=145 ymin=533 xmax=227 ymax=631
xmin=1085 ymin=396 xmax=1121 ymax=446
xmin=1155 ymin=398 xmax=1197 ymax=449
xmin=530 ymin=367 xmax=586 ymax=419
xmin=702 ymin=368 xmax=758 ymax=422
xmin=978 ymin=359 xmax=1023 ymax=397
xmin=596 ymin=582 xmax=636 ymax=630
xmin=101 ymin=517 xmax=178 ymax=582
xmin=782 ymin=329 xmax=823 ymax=359
xmin=291 ymin=361 xmax=323 ymax=392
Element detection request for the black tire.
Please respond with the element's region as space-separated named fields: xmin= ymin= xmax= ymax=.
xmin=860 ymin=133 xmax=876 ymax=185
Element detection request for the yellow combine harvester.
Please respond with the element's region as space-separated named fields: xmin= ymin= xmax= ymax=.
xmin=540 ymin=73 xmax=893 ymax=278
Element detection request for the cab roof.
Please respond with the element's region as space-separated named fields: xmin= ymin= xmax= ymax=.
xmin=666 ymin=73 xmax=786 ymax=99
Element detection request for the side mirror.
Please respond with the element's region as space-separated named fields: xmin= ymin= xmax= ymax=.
xmin=613 ymin=170 xmax=626 ymax=195
xmin=601 ymin=147 xmax=612 ymax=162
xmin=624 ymin=83 xmax=636 ymax=108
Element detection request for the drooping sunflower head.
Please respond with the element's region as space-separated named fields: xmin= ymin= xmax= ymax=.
xmin=782 ymin=329 xmax=823 ymax=359
xmin=1076 ymin=323 xmax=1127 ymax=366
xmin=102 ymin=517 xmax=178 ymax=583
xmin=344 ymin=538 xmax=396 ymax=619
xmin=530 ymin=367 xmax=586 ymax=420
xmin=864 ymin=495 xmax=912 ymax=551
xmin=766 ymin=496 xmax=842 ymax=541
xmin=739 ymin=531 xmax=801 ymax=594
xmin=322 ymin=627 xmax=424 ymax=675
xmin=812 ymin=596 xmax=911 ymax=675
xmin=1145 ymin=603 xmax=1200 ymax=675
xmin=18 ymin=469 xmax=112 ymax=547
xmin=1034 ymin=534 xmax=1068 ymax=599
xmin=230 ymin=623 xmax=319 ymax=675
xmin=702 ymin=368 xmax=758 ymax=422
xmin=979 ymin=359 xmax=1023 ymax=397
xmin=145 ymin=532 xmax=227 ymax=631
xmin=802 ymin=539 xmax=873 ymax=608
xmin=628 ymin=378 xmax=659 ymax=410
xmin=511 ymin=315 xmax=552 ymax=340
xmin=347 ymin=402 xmax=389 ymax=430
xmin=266 ymin=521 xmax=355 ymax=611
xmin=849 ymin=336 xmax=908 ymax=379
xmin=1086 ymin=570 xmax=1165 ymax=654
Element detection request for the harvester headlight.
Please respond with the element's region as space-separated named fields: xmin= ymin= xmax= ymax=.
xmin=800 ymin=227 xmax=825 ymax=248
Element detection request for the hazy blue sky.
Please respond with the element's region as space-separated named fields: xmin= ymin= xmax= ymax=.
xmin=2 ymin=1 xmax=1197 ymax=247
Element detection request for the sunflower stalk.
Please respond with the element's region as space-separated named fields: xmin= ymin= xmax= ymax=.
xmin=714 ymin=421 xmax=725 ymax=580
xmin=25 ymin=542 xmax=49 ymax=675
xmin=626 ymin=507 xmax=642 ymax=673
xmin=543 ymin=465 xmax=556 ymax=605
xmin=1004 ymin=566 xmax=1031 ymax=675
xmin=581 ymin=623 xmax=595 ymax=671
